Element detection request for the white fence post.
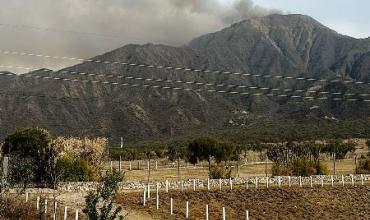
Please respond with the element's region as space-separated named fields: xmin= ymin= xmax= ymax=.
xmin=351 ymin=175 xmax=354 ymax=186
xmin=266 ymin=177 xmax=269 ymax=188
xmin=36 ymin=196 xmax=40 ymax=210
xmin=206 ymin=204 xmax=209 ymax=220
xmin=53 ymin=201 xmax=57 ymax=220
xmin=25 ymin=192 xmax=29 ymax=202
xmin=207 ymin=178 xmax=210 ymax=191
xmin=64 ymin=206 xmax=68 ymax=220
xmin=147 ymin=184 xmax=151 ymax=199
xmin=45 ymin=199 xmax=48 ymax=214
xmin=341 ymin=175 xmax=345 ymax=187
xmin=310 ymin=176 xmax=313 ymax=188
xmin=219 ymin=179 xmax=222 ymax=191
xmin=186 ymin=201 xmax=189 ymax=219
xmin=156 ymin=182 xmax=159 ymax=209
xmin=230 ymin=178 xmax=233 ymax=190
xmin=361 ymin=174 xmax=364 ymax=185
xmin=143 ymin=187 xmax=147 ymax=206
xmin=246 ymin=210 xmax=250 ymax=220
xmin=246 ymin=178 xmax=249 ymax=189
xmin=222 ymin=207 xmax=226 ymax=220
xmin=155 ymin=161 xmax=158 ymax=170
xmin=288 ymin=176 xmax=291 ymax=187
xmin=278 ymin=176 xmax=281 ymax=188
xmin=321 ymin=177 xmax=324 ymax=187
xmin=255 ymin=177 xmax=258 ymax=189
xmin=165 ymin=180 xmax=169 ymax=193
xmin=129 ymin=161 xmax=132 ymax=171
xmin=170 ymin=198 xmax=173 ymax=215
xmin=299 ymin=176 xmax=302 ymax=187
xmin=193 ymin=179 xmax=196 ymax=191
xmin=75 ymin=209 xmax=79 ymax=220
xmin=331 ymin=175 xmax=334 ymax=187
xmin=181 ymin=180 xmax=184 ymax=192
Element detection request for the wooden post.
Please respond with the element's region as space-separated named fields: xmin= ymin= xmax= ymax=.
xmin=341 ymin=175 xmax=345 ymax=187
xmin=255 ymin=177 xmax=258 ymax=189
xmin=206 ymin=204 xmax=209 ymax=220
xmin=193 ymin=179 xmax=196 ymax=191
xmin=230 ymin=178 xmax=233 ymax=190
xmin=156 ymin=183 xmax=159 ymax=210
xmin=110 ymin=161 xmax=113 ymax=171
xmin=129 ymin=161 xmax=132 ymax=171
xmin=219 ymin=179 xmax=222 ymax=191
xmin=75 ymin=209 xmax=79 ymax=220
xmin=45 ymin=199 xmax=48 ymax=214
xmin=119 ymin=156 xmax=122 ymax=173
xmin=266 ymin=177 xmax=269 ymax=188
xmin=288 ymin=176 xmax=291 ymax=187
xmin=64 ymin=206 xmax=68 ymax=220
xmin=331 ymin=175 xmax=334 ymax=187
xmin=147 ymin=184 xmax=151 ymax=199
xmin=170 ymin=198 xmax=173 ymax=215
xmin=165 ymin=180 xmax=169 ymax=193
xmin=310 ymin=176 xmax=313 ymax=188
xmin=143 ymin=187 xmax=147 ymax=206
xmin=186 ymin=201 xmax=189 ymax=219
xmin=246 ymin=210 xmax=250 ymax=220
xmin=222 ymin=207 xmax=226 ymax=220
xmin=155 ymin=161 xmax=158 ymax=170
xmin=207 ymin=178 xmax=210 ymax=191
xmin=351 ymin=175 xmax=354 ymax=186
xmin=53 ymin=201 xmax=57 ymax=220
xmin=25 ymin=192 xmax=29 ymax=202
xmin=361 ymin=174 xmax=364 ymax=185
xmin=278 ymin=176 xmax=281 ymax=188
xmin=246 ymin=178 xmax=249 ymax=189
xmin=299 ymin=176 xmax=302 ymax=187
xmin=321 ymin=177 xmax=324 ymax=187
xmin=36 ymin=196 xmax=40 ymax=210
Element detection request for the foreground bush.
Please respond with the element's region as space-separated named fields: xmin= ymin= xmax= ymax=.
xmin=210 ymin=166 xmax=234 ymax=179
xmin=0 ymin=195 xmax=38 ymax=220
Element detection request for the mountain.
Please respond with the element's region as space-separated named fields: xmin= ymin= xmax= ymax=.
xmin=1 ymin=14 xmax=370 ymax=143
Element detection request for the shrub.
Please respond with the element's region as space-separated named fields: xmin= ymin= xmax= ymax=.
xmin=0 ymin=195 xmax=38 ymax=219
xmin=356 ymin=158 xmax=370 ymax=174
xmin=56 ymin=157 xmax=99 ymax=182
xmin=210 ymin=166 xmax=233 ymax=179
xmin=271 ymin=158 xmax=328 ymax=176
xmin=83 ymin=171 xmax=124 ymax=220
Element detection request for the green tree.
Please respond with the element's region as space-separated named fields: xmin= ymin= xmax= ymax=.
xmin=2 ymin=128 xmax=56 ymax=187
xmin=188 ymin=137 xmax=218 ymax=177
xmin=83 ymin=171 xmax=124 ymax=220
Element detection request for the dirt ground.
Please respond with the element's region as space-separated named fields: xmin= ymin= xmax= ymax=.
xmin=117 ymin=186 xmax=370 ymax=220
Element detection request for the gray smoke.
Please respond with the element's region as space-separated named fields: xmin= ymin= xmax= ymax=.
xmin=0 ymin=0 xmax=281 ymax=72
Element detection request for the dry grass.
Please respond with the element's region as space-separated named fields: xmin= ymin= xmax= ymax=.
xmin=117 ymin=186 xmax=370 ymax=220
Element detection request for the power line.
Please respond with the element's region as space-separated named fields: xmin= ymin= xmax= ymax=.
xmin=2 ymin=63 xmax=370 ymax=99
xmin=1 ymin=49 xmax=368 ymax=87
xmin=1 ymin=68 xmax=370 ymax=103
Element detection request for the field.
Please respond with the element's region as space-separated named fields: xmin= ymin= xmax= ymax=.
xmin=118 ymin=186 xmax=370 ymax=219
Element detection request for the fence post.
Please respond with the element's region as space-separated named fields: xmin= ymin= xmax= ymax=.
xmin=207 ymin=178 xmax=210 ymax=191
xmin=246 ymin=210 xmax=250 ymax=220
xmin=255 ymin=177 xmax=258 ymax=189
xmin=75 ymin=209 xmax=79 ymax=220
xmin=119 ymin=156 xmax=122 ymax=173
xmin=266 ymin=177 xmax=269 ymax=188
xmin=193 ymin=179 xmax=196 ymax=191
xmin=219 ymin=179 xmax=222 ymax=191
xmin=222 ymin=207 xmax=226 ymax=220
xmin=321 ymin=177 xmax=324 ymax=187
xmin=36 ymin=196 xmax=40 ymax=210
xmin=143 ymin=187 xmax=147 ymax=206
xmin=361 ymin=174 xmax=364 ymax=185
xmin=186 ymin=201 xmax=189 ymax=219
xmin=64 ymin=206 xmax=68 ymax=220
xmin=129 ymin=161 xmax=132 ymax=171
xmin=170 ymin=198 xmax=173 ymax=215
xmin=155 ymin=161 xmax=158 ymax=170
xmin=341 ymin=175 xmax=345 ymax=187
xmin=53 ymin=201 xmax=57 ymax=220
xmin=310 ymin=176 xmax=313 ymax=188
xmin=156 ymin=183 xmax=159 ymax=210
xmin=25 ymin=192 xmax=29 ymax=202
xmin=278 ymin=176 xmax=281 ymax=188
xmin=181 ymin=180 xmax=184 ymax=192
xmin=351 ymin=175 xmax=354 ymax=186
xmin=147 ymin=184 xmax=151 ymax=199
xmin=45 ymin=199 xmax=48 ymax=214
xmin=206 ymin=204 xmax=209 ymax=220
xmin=288 ymin=176 xmax=291 ymax=187
xmin=331 ymin=175 xmax=334 ymax=187
xmin=110 ymin=161 xmax=113 ymax=171
xmin=230 ymin=178 xmax=233 ymax=190
xmin=299 ymin=176 xmax=302 ymax=187
xmin=165 ymin=180 xmax=169 ymax=193
xmin=246 ymin=178 xmax=249 ymax=189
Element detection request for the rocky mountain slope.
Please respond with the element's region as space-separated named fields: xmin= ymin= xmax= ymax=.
xmin=1 ymin=14 xmax=370 ymax=142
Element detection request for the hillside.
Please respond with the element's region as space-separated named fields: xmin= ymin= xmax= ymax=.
xmin=1 ymin=14 xmax=370 ymax=142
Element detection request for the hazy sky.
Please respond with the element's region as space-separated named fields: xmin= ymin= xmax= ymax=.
xmin=0 ymin=0 xmax=368 ymax=73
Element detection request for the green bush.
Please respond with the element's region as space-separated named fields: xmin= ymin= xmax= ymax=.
xmin=356 ymin=158 xmax=370 ymax=174
xmin=209 ymin=166 xmax=233 ymax=179
xmin=271 ymin=158 xmax=328 ymax=176
xmin=56 ymin=157 xmax=99 ymax=182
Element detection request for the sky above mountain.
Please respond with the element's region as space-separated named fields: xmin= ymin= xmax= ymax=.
xmin=0 ymin=0 xmax=368 ymax=73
